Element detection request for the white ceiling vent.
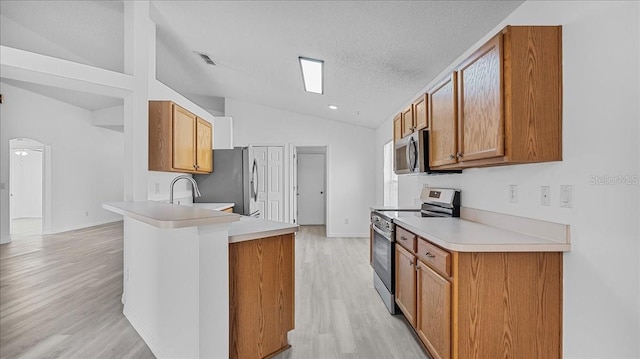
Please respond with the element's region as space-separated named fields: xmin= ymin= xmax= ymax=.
xmin=195 ymin=52 xmax=216 ymax=66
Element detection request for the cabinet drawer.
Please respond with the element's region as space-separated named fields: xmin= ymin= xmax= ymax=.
xmin=417 ymin=238 xmax=451 ymax=277
xmin=396 ymin=226 xmax=416 ymax=253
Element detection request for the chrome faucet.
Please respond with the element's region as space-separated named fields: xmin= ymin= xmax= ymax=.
xmin=169 ymin=175 xmax=202 ymax=204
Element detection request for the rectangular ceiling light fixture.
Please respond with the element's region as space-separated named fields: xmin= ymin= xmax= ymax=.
xmin=299 ymin=57 xmax=324 ymax=94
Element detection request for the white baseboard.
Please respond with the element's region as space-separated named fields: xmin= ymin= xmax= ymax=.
xmin=46 ymin=218 xmax=123 ymax=235
xmin=124 ymin=308 xmax=170 ymax=359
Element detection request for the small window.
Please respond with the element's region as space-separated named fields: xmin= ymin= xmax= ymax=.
xmin=383 ymin=141 xmax=398 ymax=206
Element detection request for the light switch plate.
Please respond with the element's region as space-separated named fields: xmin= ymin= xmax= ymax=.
xmin=509 ymin=185 xmax=518 ymax=203
xmin=560 ymin=185 xmax=573 ymax=208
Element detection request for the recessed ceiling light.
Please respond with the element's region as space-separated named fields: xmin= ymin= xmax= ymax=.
xmin=328 ymin=105 xmax=338 ymax=110
xmin=299 ymin=57 xmax=324 ymax=94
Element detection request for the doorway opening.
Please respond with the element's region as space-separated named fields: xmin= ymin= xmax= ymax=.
xmin=9 ymin=138 xmax=46 ymax=236
xmin=296 ymin=146 xmax=327 ymax=227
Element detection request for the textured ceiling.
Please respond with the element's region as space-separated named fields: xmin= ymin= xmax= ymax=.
xmin=151 ymin=1 xmax=524 ymax=128
xmin=0 ymin=1 xmax=524 ymax=128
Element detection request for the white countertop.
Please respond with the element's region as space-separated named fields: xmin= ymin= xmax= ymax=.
xmin=370 ymin=205 xmax=421 ymax=211
xmin=228 ymin=216 xmax=299 ymax=243
xmin=103 ymin=201 xmax=298 ymax=242
xmin=103 ymin=201 xmax=240 ymax=229
xmin=394 ymin=216 xmax=570 ymax=252
xmin=183 ymin=202 xmax=234 ymax=211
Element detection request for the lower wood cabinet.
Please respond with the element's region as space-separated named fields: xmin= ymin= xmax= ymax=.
xmin=395 ymin=244 xmax=417 ymax=327
xmin=229 ymin=233 xmax=295 ymax=359
xmin=394 ymin=225 xmax=562 ymax=359
xmin=416 ymin=262 xmax=450 ymax=359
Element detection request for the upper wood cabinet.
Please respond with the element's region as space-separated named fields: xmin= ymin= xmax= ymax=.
xmin=413 ymin=94 xmax=428 ymax=132
xmin=196 ymin=118 xmax=213 ymax=172
xmin=401 ymin=105 xmax=414 ymax=137
xmin=457 ymin=34 xmax=504 ymax=162
xmin=427 ymin=25 xmax=562 ymax=169
xmin=429 ymin=73 xmax=458 ymax=167
xmin=149 ymin=101 xmax=213 ymax=174
xmin=397 ymin=94 xmax=428 ymax=141
xmin=393 ymin=113 xmax=403 ymax=141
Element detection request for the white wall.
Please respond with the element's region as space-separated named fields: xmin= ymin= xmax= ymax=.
xmin=0 ymin=82 xmax=125 ymax=240
xmin=226 ymin=98 xmax=375 ymax=237
xmin=375 ymin=1 xmax=640 ymax=357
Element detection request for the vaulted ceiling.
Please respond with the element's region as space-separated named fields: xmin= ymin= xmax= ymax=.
xmin=0 ymin=0 xmax=524 ymax=129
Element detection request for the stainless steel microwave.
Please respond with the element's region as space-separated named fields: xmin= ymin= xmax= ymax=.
xmin=394 ymin=129 xmax=461 ymax=175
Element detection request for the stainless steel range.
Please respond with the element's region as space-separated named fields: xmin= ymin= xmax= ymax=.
xmin=370 ymin=188 xmax=461 ymax=314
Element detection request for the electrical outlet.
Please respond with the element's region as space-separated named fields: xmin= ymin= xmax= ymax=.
xmin=126 ymin=268 xmax=130 ymax=283
xmin=154 ymin=183 xmax=160 ymax=194
xmin=85 ymin=211 xmax=89 ymax=216
xmin=344 ymin=218 xmax=349 ymax=224
xmin=509 ymin=185 xmax=518 ymax=203
xmin=560 ymin=185 xmax=573 ymax=208
xmin=541 ymin=186 xmax=550 ymax=206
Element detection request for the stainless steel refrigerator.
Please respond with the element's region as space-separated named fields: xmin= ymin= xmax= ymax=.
xmin=193 ymin=147 xmax=259 ymax=216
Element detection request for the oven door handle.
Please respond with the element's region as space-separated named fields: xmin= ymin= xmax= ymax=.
xmin=372 ymin=225 xmax=393 ymax=242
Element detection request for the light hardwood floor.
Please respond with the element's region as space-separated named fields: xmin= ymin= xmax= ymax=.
xmin=275 ymin=226 xmax=428 ymax=359
xmin=1 ymin=223 xmax=427 ymax=359
xmin=0 ymin=221 xmax=154 ymax=359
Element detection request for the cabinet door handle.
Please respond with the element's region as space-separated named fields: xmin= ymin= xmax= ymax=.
xmin=425 ymin=251 xmax=435 ymax=258
xmin=409 ymin=260 xmax=414 ymax=266
xmin=449 ymin=154 xmax=455 ymax=159
xmin=456 ymin=152 xmax=463 ymax=158
xmin=400 ymin=236 xmax=407 ymax=241
xmin=416 ymin=265 xmax=421 ymax=270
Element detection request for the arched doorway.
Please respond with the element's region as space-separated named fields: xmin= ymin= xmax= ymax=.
xmin=9 ymin=138 xmax=48 ymax=236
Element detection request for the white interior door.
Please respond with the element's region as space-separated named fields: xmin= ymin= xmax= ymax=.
xmin=267 ymin=147 xmax=284 ymax=222
xmin=297 ymin=153 xmax=326 ymax=225
xmin=291 ymin=147 xmax=298 ymax=224
xmin=252 ymin=146 xmax=267 ymax=219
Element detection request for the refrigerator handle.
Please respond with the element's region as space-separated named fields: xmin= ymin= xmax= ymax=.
xmin=251 ymin=159 xmax=258 ymax=201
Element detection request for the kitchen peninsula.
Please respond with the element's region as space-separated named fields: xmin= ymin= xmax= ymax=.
xmin=103 ymin=201 xmax=298 ymax=359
